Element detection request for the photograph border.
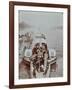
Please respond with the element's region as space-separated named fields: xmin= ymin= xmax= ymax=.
xmin=9 ymin=1 xmax=70 ymax=89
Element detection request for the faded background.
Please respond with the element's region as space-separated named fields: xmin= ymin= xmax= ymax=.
xmin=19 ymin=11 xmax=63 ymax=57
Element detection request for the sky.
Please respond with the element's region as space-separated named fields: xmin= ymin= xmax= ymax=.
xmin=19 ymin=10 xmax=63 ymax=56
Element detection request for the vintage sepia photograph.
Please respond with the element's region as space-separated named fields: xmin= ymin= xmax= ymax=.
xmin=19 ymin=11 xmax=63 ymax=79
